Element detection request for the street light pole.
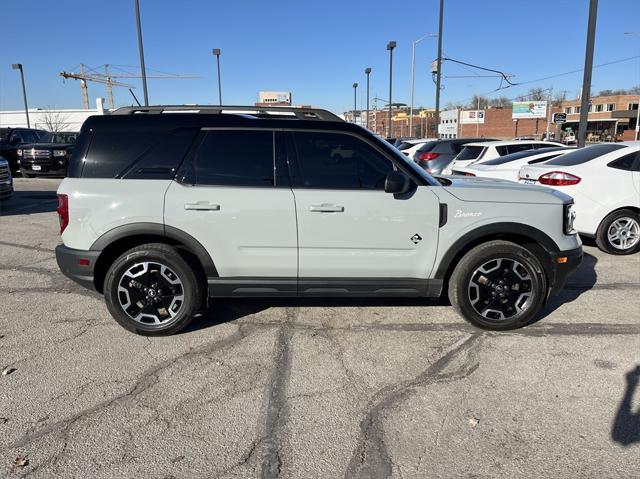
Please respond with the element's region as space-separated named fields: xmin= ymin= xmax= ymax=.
xmin=353 ymin=83 xmax=358 ymax=124
xmin=386 ymin=41 xmax=396 ymax=138
xmin=409 ymin=33 xmax=436 ymax=137
xmin=434 ymin=0 xmax=444 ymax=136
xmin=134 ymin=0 xmax=149 ymax=106
xmin=212 ymin=49 xmax=222 ymax=105
xmin=365 ymin=68 xmax=371 ymax=130
xmin=624 ymin=32 xmax=640 ymax=140
xmin=11 ymin=63 xmax=30 ymax=128
xmin=577 ymin=0 xmax=598 ymax=148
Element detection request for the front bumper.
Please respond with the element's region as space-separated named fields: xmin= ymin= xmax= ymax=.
xmin=548 ymin=246 xmax=583 ymax=295
xmin=0 ymin=182 xmax=13 ymax=199
xmin=55 ymin=245 xmax=101 ymax=291
xmin=19 ymin=159 xmax=67 ymax=176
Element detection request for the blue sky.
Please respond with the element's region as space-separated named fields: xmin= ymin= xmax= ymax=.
xmin=1 ymin=0 xmax=639 ymax=114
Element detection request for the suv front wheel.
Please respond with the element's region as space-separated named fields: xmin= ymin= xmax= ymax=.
xmin=448 ymin=241 xmax=547 ymax=330
xmin=104 ymin=243 xmax=203 ymax=335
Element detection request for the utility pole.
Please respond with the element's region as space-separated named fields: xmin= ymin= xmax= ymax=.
xmin=409 ymin=34 xmax=436 ymax=137
xmin=577 ymin=0 xmax=598 ymax=148
xmin=135 ymin=0 xmax=149 ymax=106
xmin=386 ymin=41 xmax=396 ymax=138
xmin=365 ymin=68 xmax=371 ymax=130
xmin=434 ymin=0 xmax=444 ymax=137
xmin=545 ymin=89 xmax=553 ymax=140
xmin=11 ymin=63 xmax=30 ymax=128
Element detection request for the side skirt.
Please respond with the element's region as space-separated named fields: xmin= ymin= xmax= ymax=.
xmin=207 ymin=277 xmax=443 ymax=298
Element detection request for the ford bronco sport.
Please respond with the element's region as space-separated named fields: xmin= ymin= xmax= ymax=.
xmin=55 ymin=106 xmax=582 ymax=335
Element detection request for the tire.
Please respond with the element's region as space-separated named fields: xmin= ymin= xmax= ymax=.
xmin=595 ymin=209 xmax=640 ymax=255
xmin=21 ymin=171 xmax=36 ymax=178
xmin=103 ymin=243 xmax=203 ymax=335
xmin=448 ymin=240 xmax=547 ymax=331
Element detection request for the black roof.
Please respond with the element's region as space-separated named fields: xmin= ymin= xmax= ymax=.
xmin=82 ymin=105 xmax=359 ymax=133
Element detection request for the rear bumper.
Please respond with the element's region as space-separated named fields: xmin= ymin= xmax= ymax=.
xmin=55 ymin=245 xmax=101 ymax=291
xmin=548 ymin=246 xmax=583 ymax=295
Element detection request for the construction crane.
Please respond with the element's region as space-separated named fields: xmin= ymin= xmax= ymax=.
xmin=60 ymin=64 xmax=201 ymax=110
xmin=60 ymin=64 xmax=135 ymax=109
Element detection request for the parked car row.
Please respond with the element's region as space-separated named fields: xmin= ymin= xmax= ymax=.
xmin=408 ymin=137 xmax=639 ymax=255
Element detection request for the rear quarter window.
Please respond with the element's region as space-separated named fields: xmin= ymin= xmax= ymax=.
xmin=545 ymin=144 xmax=625 ymax=166
xmin=607 ymin=152 xmax=640 ymax=171
xmin=457 ymin=146 xmax=485 ymax=161
xmin=81 ymin=130 xmax=164 ymax=178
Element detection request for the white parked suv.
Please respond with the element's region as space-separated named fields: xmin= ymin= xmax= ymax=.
xmin=55 ymin=106 xmax=582 ymax=335
xmin=444 ymin=140 xmax=565 ymax=175
xmin=519 ymin=142 xmax=640 ymax=255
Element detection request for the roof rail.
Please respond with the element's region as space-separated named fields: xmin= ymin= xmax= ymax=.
xmin=111 ymin=105 xmax=343 ymax=121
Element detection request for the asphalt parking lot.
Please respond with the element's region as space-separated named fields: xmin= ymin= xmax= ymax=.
xmin=1 ymin=178 xmax=639 ymax=478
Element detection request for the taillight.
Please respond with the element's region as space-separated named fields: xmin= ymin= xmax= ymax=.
xmin=56 ymin=194 xmax=69 ymax=234
xmin=417 ymin=152 xmax=440 ymax=161
xmin=538 ymin=171 xmax=581 ymax=186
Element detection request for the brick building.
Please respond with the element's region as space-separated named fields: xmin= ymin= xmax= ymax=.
xmin=560 ymin=94 xmax=638 ymax=141
xmin=457 ymin=107 xmax=557 ymax=140
xmin=344 ymin=107 xmax=438 ymax=138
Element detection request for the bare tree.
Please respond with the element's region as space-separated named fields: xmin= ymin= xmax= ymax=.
xmin=527 ymin=88 xmax=547 ymax=101
xmin=39 ymin=108 xmax=71 ymax=133
xmin=552 ymin=90 xmax=567 ymax=106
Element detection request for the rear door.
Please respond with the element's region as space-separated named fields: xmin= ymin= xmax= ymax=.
xmin=164 ymin=129 xmax=298 ymax=282
xmin=288 ymin=130 xmax=441 ymax=285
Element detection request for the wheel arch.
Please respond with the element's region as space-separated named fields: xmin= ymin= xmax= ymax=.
xmin=596 ymin=206 xmax=640 ymax=231
xmin=90 ymin=222 xmax=217 ymax=293
xmin=434 ymin=223 xmax=559 ymax=291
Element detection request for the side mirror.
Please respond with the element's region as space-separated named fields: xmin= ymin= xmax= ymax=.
xmin=385 ymin=170 xmax=412 ymax=194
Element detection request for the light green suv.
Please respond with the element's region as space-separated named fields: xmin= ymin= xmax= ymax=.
xmin=55 ymin=106 xmax=583 ymax=335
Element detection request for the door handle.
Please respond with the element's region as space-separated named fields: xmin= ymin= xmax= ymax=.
xmin=184 ymin=201 xmax=220 ymax=211
xmin=309 ymin=203 xmax=344 ymax=213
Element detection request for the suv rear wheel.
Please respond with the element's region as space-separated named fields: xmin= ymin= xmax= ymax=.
xmin=104 ymin=243 xmax=203 ymax=335
xmin=595 ymin=209 xmax=640 ymax=255
xmin=448 ymin=241 xmax=547 ymax=330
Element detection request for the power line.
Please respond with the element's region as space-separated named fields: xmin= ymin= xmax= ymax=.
xmin=446 ymin=55 xmax=640 ymax=106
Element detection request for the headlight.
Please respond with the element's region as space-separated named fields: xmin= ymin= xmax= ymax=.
xmin=53 ymin=150 xmax=67 ymax=157
xmin=564 ymin=203 xmax=577 ymax=235
xmin=17 ymin=149 xmax=22 ymax=157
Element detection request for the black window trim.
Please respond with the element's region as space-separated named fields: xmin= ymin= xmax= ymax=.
xmin=282 ymin=128 xmax=426 ymax=191
xmin=176 ymin=127 xmax=288 ymax=189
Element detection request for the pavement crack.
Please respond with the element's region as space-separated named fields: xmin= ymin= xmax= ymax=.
xmin=344 ymin=333 xmax=484 ymax=479
xmin=259 ymin=307 xmax=296 ymax=479
xmin=8 ymin=323 xmax=256 ymax=456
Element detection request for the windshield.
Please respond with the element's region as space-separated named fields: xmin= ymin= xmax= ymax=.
xmin=481 ymin=147 xmax=565 ymax=166
xmin=456 ymin=145 xmax=485 ymax=161
xmin=545 ymin=144 xmax=625 ymax=166
xmin=33 ymin=132 xmax=77 ymax=143
xmin=36 ymin=132 xmax=55 ymax=142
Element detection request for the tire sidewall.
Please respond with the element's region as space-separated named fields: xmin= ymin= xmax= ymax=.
xmin=104 ymin=247 xmax=199 ymax=335
xmin=452 ymin=243 xmax=547 ymax=330
xmin=597 ymin=210 xmax=640 ymax=255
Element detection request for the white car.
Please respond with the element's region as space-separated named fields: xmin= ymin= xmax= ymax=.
xmin=444 ymin=140 xmax=565 ymax=174
xmin=397 ymin=138 xmax=436 ymax=157
xmin=451 ymin=148 xmax=570 ymax=181
xmin=519 ymin=142 xmax=640 ymax=255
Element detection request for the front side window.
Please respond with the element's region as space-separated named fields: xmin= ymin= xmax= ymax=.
xmin=292 ymin=132 xmax=393 ymax=189
xmin=193 ymin=130 xmax=275 ymax=187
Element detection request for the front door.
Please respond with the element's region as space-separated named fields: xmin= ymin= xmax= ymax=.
xmin=288 ymin=131 xmax=441 ymax=284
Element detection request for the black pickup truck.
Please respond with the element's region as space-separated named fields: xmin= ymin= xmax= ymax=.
xmin=17 ymin=131 xmax=78 ymax=177
xmin=0 ymin=127 xmax=47 ymax=173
